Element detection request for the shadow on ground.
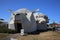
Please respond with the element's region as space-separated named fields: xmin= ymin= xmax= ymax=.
xmin=27 ymin=30 xmax=48 ymax=35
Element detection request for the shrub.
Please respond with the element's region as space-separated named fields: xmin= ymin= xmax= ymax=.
xmin=0 ymin=25 xmax=15 ymax=34
xmin=0 ymin=25 xmax=8 ymax=33
xmin=7 ymin=29 xmax=15 ymax=34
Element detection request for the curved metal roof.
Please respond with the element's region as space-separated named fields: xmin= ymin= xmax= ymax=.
xmin=15 ymin=8 xmax=31 ymax=14
xmin=34 ymin=12 xmax=47 ymax=17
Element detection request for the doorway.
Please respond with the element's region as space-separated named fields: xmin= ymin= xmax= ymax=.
xmin=15 ymin=23 xmax=22 ymax=33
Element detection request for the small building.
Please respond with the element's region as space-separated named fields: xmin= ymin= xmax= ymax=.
xmin=0 ymin=19 xmax=8 ymax=27
xmin=0 ymin=19 xmax=8 ymax=33
xmin=8 ymin=8 xmax=37 ymax=33
xmin=49 ymin=23 xmax=60 ymax=31
xmin=8 ymin=8 xmax=49 ymax=33
xmin=54 ymin=24 xmax=60 ymax=31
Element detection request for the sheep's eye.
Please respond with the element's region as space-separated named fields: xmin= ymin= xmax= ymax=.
xmin=16 ymin=14 xmax=20 ymax=15
xmin=36 ymin=21 xmax=39 ymax=23
xmin=25 ymin=13 xmax=27 ymax=15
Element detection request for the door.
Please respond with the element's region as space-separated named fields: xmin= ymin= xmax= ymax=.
xmin=15 ymin=23 xmax=22 ymax=33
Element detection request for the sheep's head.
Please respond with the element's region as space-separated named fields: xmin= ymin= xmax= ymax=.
xmin=35 ymin=13 xmax=49 ymax=23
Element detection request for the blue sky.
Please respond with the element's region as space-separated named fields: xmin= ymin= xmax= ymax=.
xmin=0 ymin=0 xmax=60 ymax=23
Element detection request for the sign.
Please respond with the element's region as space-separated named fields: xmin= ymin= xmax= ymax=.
xmin=20 ymin=29 xmax=24 ymax=36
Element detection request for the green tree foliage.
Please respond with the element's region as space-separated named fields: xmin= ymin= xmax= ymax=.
xmin=0 ymin=24 xmax=15 ymax=33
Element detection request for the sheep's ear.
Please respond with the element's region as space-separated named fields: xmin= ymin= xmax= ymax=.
xmin=8 ymin=9 xmax=13 ymax=13
xmin=32 ymin=9 xmax=40 ymax=13
xmin=8 ymin=9 xmax=16 ymax=15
